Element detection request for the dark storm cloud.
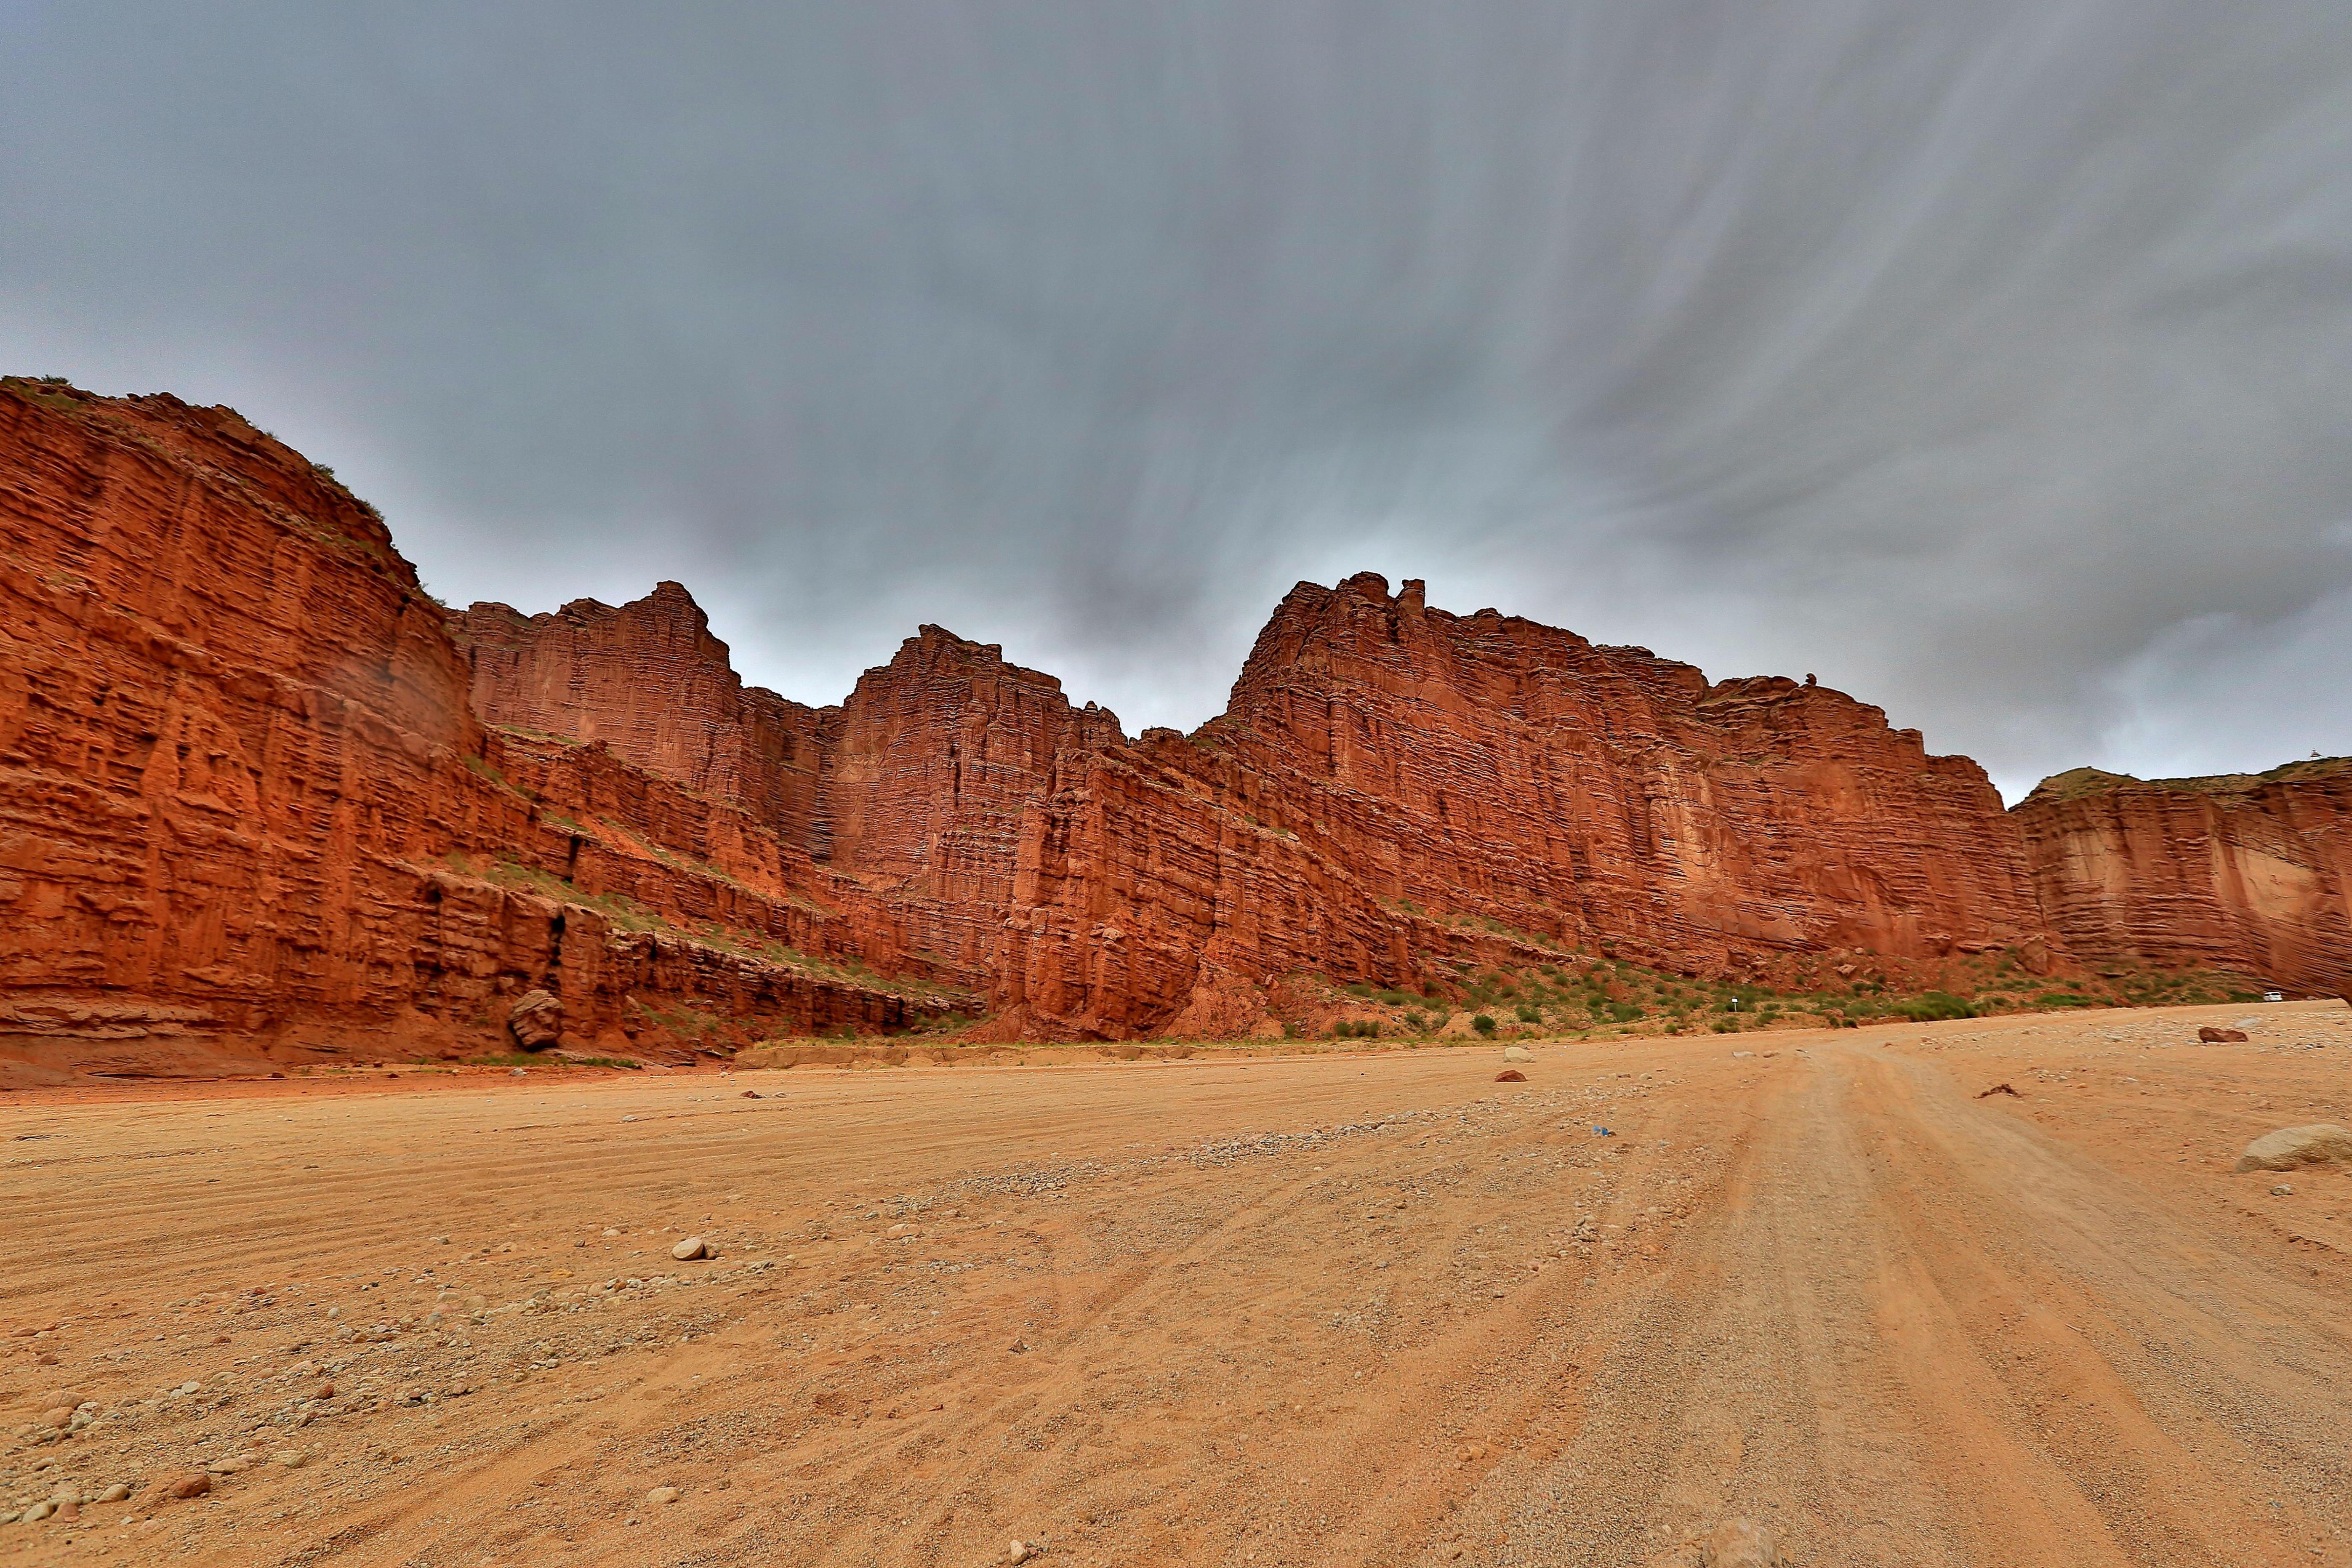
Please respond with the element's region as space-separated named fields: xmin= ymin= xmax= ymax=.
xmin=5 ymin=1 xmax=2350 ymax=796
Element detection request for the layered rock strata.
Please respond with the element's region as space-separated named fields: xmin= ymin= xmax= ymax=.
xmin=16 ymin=376 xmax=2198 ymax=1059
xmin=994 ymin=575 xmax=2049 ymax=1035
xmin=0 ymin=379 xmax=957 ymax=1076
xmin=465 ymin=571 xmax=2052 ymax=1038
xmin=2013 ymin=761 xmax=2352 ymax=995
xmin=452 ymin=586 xmax=828 ymax=844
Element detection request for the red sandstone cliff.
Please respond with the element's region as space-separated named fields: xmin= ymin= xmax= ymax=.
xmin=466 ymin=568 xmax=2052 ymax=1038
xmin=2013 ymin=760 xmax=2352 ymax=995
xmin=817 ymin=627 xmax=1125 ymax=966
xmin=5 ymin=378 xmax=2130 ymax=1061
xmin=452 ymin=586 xmax=828 ymax=843
xmin=450 ymin=603 xmax=1127 ymax=976
xmin=994 ymin=573 xmax=2050 ymax=1035
xmin=0 ymin=379 xmax=956 ymax=1079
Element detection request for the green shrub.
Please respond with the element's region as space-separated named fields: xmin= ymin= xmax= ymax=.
xmin=1892 ymin=992 xmax=1978 ymax=1022
xmin=1377 ymin=989 xmax=1412 ymax=1006
xmin=2032 ymin=991 xmax=2096 ymax=1009
xmin=1471 ymin=1014 xmax=1497 ymax=1037
xmin=1332 ymin=1020 xmax=1380 ymax=1039
xmin=1515 ymin=1003 xmax=1542 ymax=1024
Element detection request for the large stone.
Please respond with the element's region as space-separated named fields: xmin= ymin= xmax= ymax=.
xmin=2234 ymin=1124 xmax=2352 ymax=1174
xmin=507 ymin=990 xmax=564 ymax=1050
xmin=1701 ymin=1518 xmax=1779 ymax=1567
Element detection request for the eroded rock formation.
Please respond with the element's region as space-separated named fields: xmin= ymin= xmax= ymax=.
xmin=0 ymin=378 xmax=958 ymax=1079
xmin=994 ymin=574 xmax=2048 ymax=1035
xmin=26 ymin=377 xmax=2286 ymax=1065
xmin=453 ymin=586 xmax=828 ymax=844
xmin=2013 ymin=761 xmax=2352 ymax=995
xmin=460 ymin=570 xmax=2052 ymax=1038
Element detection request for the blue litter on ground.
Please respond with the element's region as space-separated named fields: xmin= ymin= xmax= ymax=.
xmin=1592 ymin=1126 xmax=1613 ymax=1137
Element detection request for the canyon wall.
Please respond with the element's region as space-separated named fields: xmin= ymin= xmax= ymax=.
xmin=29 ymin=377 xmax=2293 ymax=1060
xmin=2013 ymin=761 xmax=2352 ymax=995
xmin=464 ymin=570 xmax=2054 ymax=1038
xmin=0 ymin=379 xmax=955 ymax=1077
xmin=452 ymin=586 xmax=829 ymax=844
xmin=994 ymin=574 xmax=2050 ymax=1035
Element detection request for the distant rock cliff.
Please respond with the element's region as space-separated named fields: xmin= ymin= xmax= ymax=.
xmin=993 ymin=573 xmax=2048 ymax=1035
xmin=457 ymin=569 xmax=2051 ymax=1038
xmin=452 ymin=584 xmax=828 ymax=843
xmin=0 ymin=378 xmax=956 ymax=1080
xmin=24 ymin=376 xmax=2308 ymax=1070
xmin=2012 ymin=760 xmax=2352 ymax=995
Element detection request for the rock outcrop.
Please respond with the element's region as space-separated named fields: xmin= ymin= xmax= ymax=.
xmin=452 ymin=586 xmax=828 ymax=844
xmin=460 ymin=570 xmax=2051 ymax=1038
xmin=0 ymin=378 xmax=959 ymax=1079
xmin=24 ymin=377 xmax=2257 ymax=1064
xmin=994 ymin=574 xmax=2048 ymax=1034
xmin=2012 ymin=759 xmax=2352 ymax=995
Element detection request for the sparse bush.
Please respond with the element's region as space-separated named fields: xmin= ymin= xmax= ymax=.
xmin=1890 ymin=992 xmax=1977 ymax=1022
xmin=1332 ymin=1020 xmax=1380 ymax=1039
xmin=1515 ymin=1003 xmax=1542 ymax=1024
xmin=1471 ymin=1014 xmax=1496 ymax=1037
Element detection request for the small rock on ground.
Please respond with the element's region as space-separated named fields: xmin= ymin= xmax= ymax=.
xmin=671 ymin=1236 xmax=709 ymax=1261
xmin=645 ymin=1485 xmax=682 ymax=1505
xmin=1702 ymin=1518 xmax=1779 ymax=1568
xmin=2234 ymin=1123 xmax=2352 ymax=1173
xmin=2198 ymin=1026 xmax=2249 ymax=1044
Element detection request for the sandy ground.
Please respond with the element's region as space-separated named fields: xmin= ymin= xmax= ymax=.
xmin=0 ymin=1000 xmax=2348 ymax=1568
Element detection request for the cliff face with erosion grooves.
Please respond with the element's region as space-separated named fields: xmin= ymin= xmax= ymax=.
xmin=2013 ymin=760 xmax=2352 ymax=995
xmin=4 ymin=376 xmax=2104 ymax=1059
xmin=452 ymin=586 xmax=830 ymax=845
xmin=993 ymin=574 xmax=2053 ymax=1035
xmin=0 ymin=379 xmax=955 ymax=1080
xmin=453 ymin=604 xmax=1128 ymax=974
xmin=818 ymin=626 xmax=1125 ymax=967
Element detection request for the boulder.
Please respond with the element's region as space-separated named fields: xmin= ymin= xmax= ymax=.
xmin=2234 ymin=1124 xmax=2352 ymax=1174
xmin=1701 ymin=1519 xmax=1779 ymax=1567
xmin=2197 ymin=1026 xmax=2248 ymax=1044
xmin=507 ymin=990 xmax=564 ymax=1050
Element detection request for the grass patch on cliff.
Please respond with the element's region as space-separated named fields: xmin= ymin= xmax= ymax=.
xmin=438 ymin=851 xmax=972 ymax=1010
xmin=1284 ymin=944 xmax=2259 ymax=1043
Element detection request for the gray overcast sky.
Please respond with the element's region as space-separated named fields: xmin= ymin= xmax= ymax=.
xmin=5 ymin=3 xmax=2350 ymax=799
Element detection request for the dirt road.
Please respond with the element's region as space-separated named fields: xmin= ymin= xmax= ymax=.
xmin=1 ymin=1001 xmax=2348 ymax=1566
